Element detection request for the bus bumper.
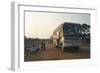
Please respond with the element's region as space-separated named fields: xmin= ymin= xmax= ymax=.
xmin=64 ymin=42 xmax=82 ymax=47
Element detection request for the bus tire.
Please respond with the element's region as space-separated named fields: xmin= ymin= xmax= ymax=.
xmin=61 ymin=43 xmax=64 ymax=52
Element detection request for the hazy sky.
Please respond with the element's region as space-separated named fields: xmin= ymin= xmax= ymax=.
xmin=25 ymin=11 xmax=90 ymax=39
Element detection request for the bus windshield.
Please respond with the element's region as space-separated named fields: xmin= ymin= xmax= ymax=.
xmin=63 ymin=24 xmax=81 ymax=35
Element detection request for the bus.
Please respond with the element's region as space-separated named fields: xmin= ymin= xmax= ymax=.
xmin=52 ymin=22 xmax=82 ymax=51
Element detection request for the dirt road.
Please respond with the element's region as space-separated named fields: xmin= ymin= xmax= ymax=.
xmin=24 ymin=43 xmax=90 ymax=61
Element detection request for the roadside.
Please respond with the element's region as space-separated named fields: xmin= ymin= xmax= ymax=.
xmin=24 ymin=43 xmax=90 ymax=61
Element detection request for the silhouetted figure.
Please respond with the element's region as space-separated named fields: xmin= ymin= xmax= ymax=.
xmin=41 ymin=41 xmax=46 ymax=51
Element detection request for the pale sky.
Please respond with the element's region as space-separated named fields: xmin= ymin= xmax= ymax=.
xmin=25 ymin=11 xmax=90 ymax=39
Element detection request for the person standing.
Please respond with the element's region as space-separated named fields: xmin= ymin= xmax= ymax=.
xmin=41 ymin=40 xmax=46 ymax=51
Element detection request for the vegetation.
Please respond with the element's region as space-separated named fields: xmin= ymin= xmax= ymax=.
xmin=24 ymin=36 xmax=49 ymax=50
xmin=81 ymin=23 xmax=90 ymax=44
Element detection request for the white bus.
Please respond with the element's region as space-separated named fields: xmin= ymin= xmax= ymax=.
xmin=52 ymin=22 xmax=82 ymax=52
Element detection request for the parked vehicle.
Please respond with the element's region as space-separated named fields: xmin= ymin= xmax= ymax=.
xmin=51 ymin=22 xmax=82 ymax=51
xmin=29 ymin=47 xmax=40 ymax=53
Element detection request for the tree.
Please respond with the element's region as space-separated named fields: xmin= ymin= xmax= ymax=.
xmin=81 ymin=23 xmax=90 ymax=44
xmin=81 ymin=23 xmax=90 ymax=34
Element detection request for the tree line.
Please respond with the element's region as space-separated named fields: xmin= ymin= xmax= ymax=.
xmin=81 ymin=23 xmax=90 ymax=44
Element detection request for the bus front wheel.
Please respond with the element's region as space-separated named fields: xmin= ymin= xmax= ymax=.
xmin=61 ymin=43 xmax=64 ymax=52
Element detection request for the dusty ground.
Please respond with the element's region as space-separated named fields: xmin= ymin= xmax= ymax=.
xmin=24 ymin=43 xmax=90 ymax=61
